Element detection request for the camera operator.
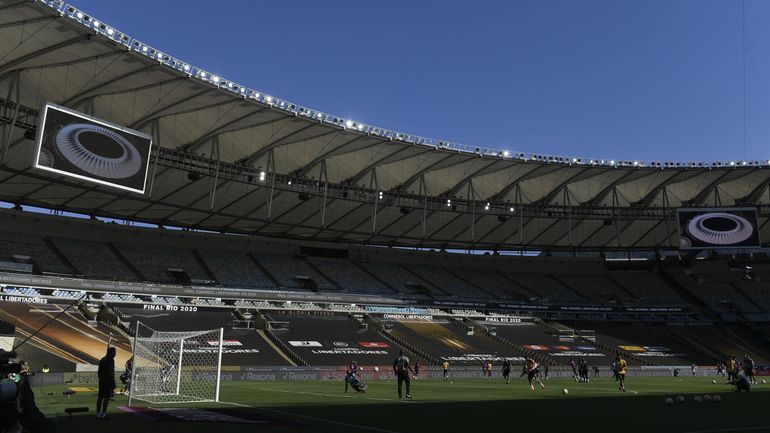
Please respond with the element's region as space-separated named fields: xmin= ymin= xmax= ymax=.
xmin=1 ymin=354 xmax=56 ymax=433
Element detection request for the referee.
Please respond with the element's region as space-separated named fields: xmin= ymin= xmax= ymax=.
xmin=393 ymin=351 xmax=414 ymax=399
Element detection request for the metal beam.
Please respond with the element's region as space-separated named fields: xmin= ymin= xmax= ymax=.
xmin=0 ymin=33 xmax=83 ymax=75
xmin=632 ymin=170 xmax=702 ymax=207
xmin=0 ymin=1 xmax=34 ymax=12
xmin=485 ymin=163 xmax=558 ymax=202
xmin=238 ymin=122 xmax=320 ymax=166
xmin=684 ymin=169 xmax=755 ymax=206
xmin=0 ymin=50 xmax=124 ymax=82
xmin=523 ymin=217 xmax=563 ymax=247
xmin=292 ymin=134 xmax=367 ymax=177
xmin=582 ymin=169 xmax=649 ymax=206
xmin=387 ymin=153 xmax=470 ymax=193
xmin=178 ymin=106 xmax=269 ymax=152
xmin=0 ymin=16 xmax=55 ymax=30
xmin=439 ymin=159 xmax=505 ymax=197
xmin=131 ymin=97 xmax=239 ymax=131
xmin=531 ymin=167 xmax=597 ymax=205
xmin=61 ymin=64 xmax=159 ymax=106
xmin=130 ymin=88 xmax=213 ymax=130
xmin=736 ymin=173 xmax=770 ymax=204
xmin=344 ymin=147 xmax=430 ymax=186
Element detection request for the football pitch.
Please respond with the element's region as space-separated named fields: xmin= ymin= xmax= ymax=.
xmin=34 ymin=376 xmax=770 ymax=433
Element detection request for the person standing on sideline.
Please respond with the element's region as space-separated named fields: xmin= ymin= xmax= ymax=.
xmin=442 ymin=360 xmax=450 ymax=381
xmin=393 ymin=351 xmax=414 ymax=399
xmin=616 ymin=354 xmax=628 ymax=392
xmin=96 ymin=347 xmax=116 ymax=420
xmin=502 ymin=358 xmax=512 ymax=384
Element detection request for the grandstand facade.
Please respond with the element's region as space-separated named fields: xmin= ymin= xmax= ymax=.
xmin=0 ymin=0 xmax=768 ymax=376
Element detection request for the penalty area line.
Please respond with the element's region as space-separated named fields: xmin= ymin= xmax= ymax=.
xmin=218 ymin=401 xmax=404 ymax=433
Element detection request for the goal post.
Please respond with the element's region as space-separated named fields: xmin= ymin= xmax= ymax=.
xmin=128 ymin=322 xmax=224 ymax=405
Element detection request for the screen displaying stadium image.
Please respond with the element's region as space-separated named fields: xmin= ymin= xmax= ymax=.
xmin=677 ymin=207 xmax=760 ymax=249
xmin=33 ymin=102 xmax=153 ymax=194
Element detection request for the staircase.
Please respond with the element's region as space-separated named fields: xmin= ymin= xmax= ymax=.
xmin=263 ymin=328 xmax=307 ymax=366
xmin=444 ymin=269 xmax=501 ymax=299
xmin=658 ymin=268 xmax=720 ymax=320
xmin=365 ymin=316 xmax=438 ymax=364
xmin=256 ymin=330 xmax=297 ymax=366
xmin=43 ymin=237 xmax=77 ymax=275
xmin=398 ymin=265 xmax=450 ymax=297
xmin=107 ymin=243 xmax=145 ymax=281
xmin=467 ymin=319 xmax=542 ymax=364
xmin=352 ymin=261 xmax=400 ymax=294
xmin=247 ymin=253 xmax=281 ymax=287
xmin=191 ymin=249 xmax=218 ymax=284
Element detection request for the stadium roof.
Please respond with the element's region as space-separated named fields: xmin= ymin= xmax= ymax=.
xmin=1 ymin=0 xmax=770 ymax=251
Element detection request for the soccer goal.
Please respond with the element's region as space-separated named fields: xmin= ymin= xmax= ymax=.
xmin=128 ymin=322 xmax=223 ymax=405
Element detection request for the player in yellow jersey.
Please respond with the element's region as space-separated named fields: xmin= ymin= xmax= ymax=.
xmin=524 ymin=358 xmax=545 ymax=391
xmin=616 ymin=354 xmax=628 ymax=392
xmin=442 ymin=360 xmax=450 ymax=381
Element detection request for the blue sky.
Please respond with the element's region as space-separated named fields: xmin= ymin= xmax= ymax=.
xmin=71 ymin=0 xmax=770 ymax=162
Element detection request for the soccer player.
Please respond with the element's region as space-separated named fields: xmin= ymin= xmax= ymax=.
xmin=592 ymin=366 xmax=600 ymax=379
xmin=344 ymin=360 xmax=360 ymax=393
xmin=414 ymin=360 xmax=421 ymax=379
xmin=579 ymin=359 xmax=589 ymax=382
xmin=487 ymin=361 xmax=493 ymax=379
xmin=716 ymin=362 xmax=725 ymax=377
xmin=690 ymin=363 xmax=697 ymax=377
xmin=442 ymin=360 xmax=450 ymax=381
xmin=727 ymin=356 xmax=738 ymax=382
xmin=524 ymin=358 xmax=544 ymax=391
xmin=481 ymin=360 xmax=488 ymax=379
xmin=543 ymin=362 xmax=549 ymax=380
xmin=502 ymin=358 xmax=512 ymax=384
xmin=616 ymin=354 xmax=628 ymax=392
xmin=570 ymin=358 xmax=579 ymax=381
xmin=96 ymin=347 xmax=116 ymax=420
xmin=119 ymin=356 xmax=133 ymax=393
xmin=611 ymin=360 xmax=618 ymax=382
xmin=743 ymin=354 xmax=756 ymax=385
xmin=729 ymin=374 xmax=751 ymax=392
xmin=393 ymin=351 xmax=414 ymax=399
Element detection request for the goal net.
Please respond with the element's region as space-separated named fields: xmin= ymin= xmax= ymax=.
xmin=128 ymin=322 xmax=223 ymax=405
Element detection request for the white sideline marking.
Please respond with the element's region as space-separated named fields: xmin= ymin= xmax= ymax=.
xmin=574 ymin=386 xmax=639 ymax=395
xmin=681 ymin=427 xmax=770 ymax=433
xmin=249 ymin=386 xmax=415 ymax=403
xmin=219 ymin=401 xmax=404 ymax=433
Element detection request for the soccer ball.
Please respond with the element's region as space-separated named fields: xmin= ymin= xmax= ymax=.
xmin=374 ymin=366 xmax=379 ymax=372
xmin=562 ymin=388 xmax=569 ymax=395
xmin=675 ymin=396 xmax=685 ymax=404
xmin=664 ymin=397 xmax=674 ymax=406
xmin=703 ymin=395 xmax=712 ymax=402
xmin=694 ymin=396 xmax=703 ymax=404
xmin=713 ymin=395 xmax=721 ymax=403
xmin=712 ymin=380 xmax=717 ymax=384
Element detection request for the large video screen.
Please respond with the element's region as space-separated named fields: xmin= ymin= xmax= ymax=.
xmin=34 ymin=102 xmax=152 ymax=194
xmin=677 ymin=207 xmax=760 ymax=249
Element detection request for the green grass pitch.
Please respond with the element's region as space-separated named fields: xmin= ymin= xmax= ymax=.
xmin=34 ymin=376 xmax=770 ymax=433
